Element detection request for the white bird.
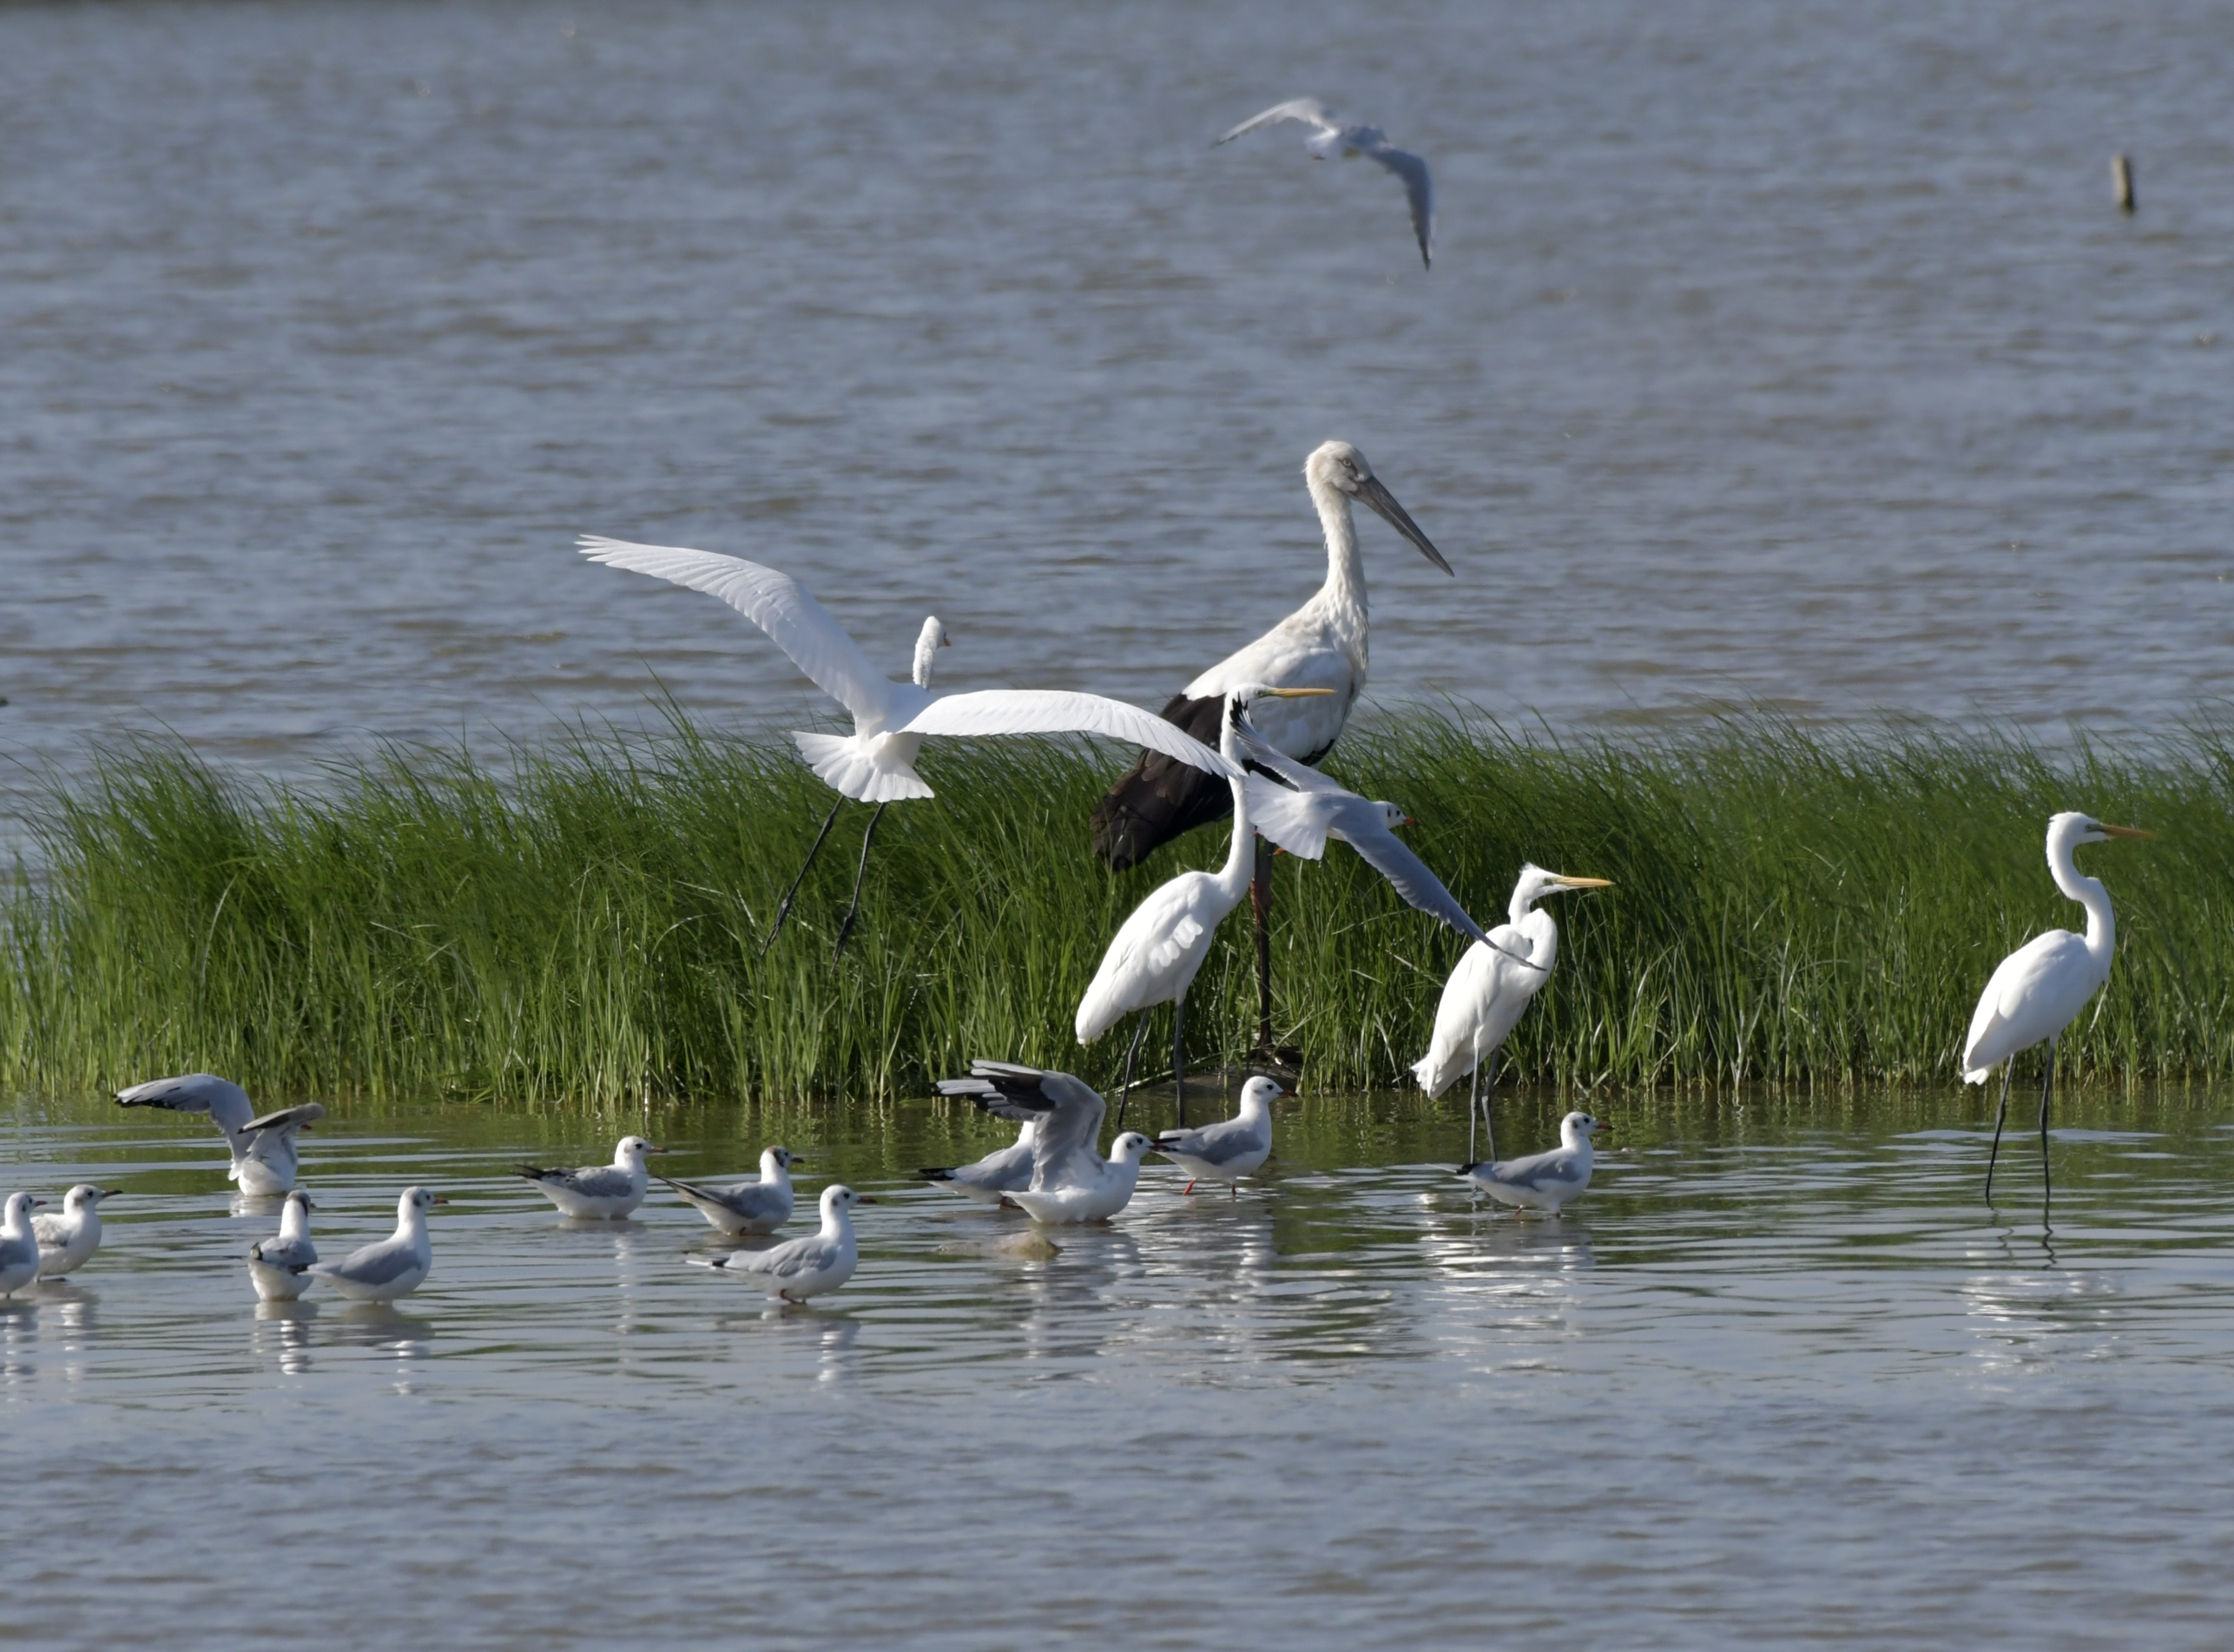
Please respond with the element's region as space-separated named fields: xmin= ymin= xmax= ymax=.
xmin=248 ymin=1190 xmax=319 ymax=1302
xmin=517 ymin=1135 xmax=666 ymax=1220
xmin=1000 ymin=1134 xmax=1155 ymax=1226
xmin=1152 ymin=1075 xmax=1291 ymax=1195
xmin=115 ymin=1074 xmax=326 ymax=1195
xmin=919 ymin=1119 xmax=1040 ymax=1205
xmin=1091 ymin=441 xmax=1450 ymax=1058
xmin=0 ymin=1193 xmax=46 ymax=1298
xmin=1413 ymin=865 xmax=1612 ymax=1163
xmin=1216 ymin=98 xmax=1435 ymax=268
xmin=1238 ymin=721 xmax=1534 ymax=958
xmin=579 ymin=536 xmax=1237 ymax=958
xmin=32 ymin=1185 xmax=115 ymax=1279
xmin=306 ymin=1187 xmax=445 ymax=1302
xmin=688 ymin=1184 xmax=873 ymax=1304
xmin=1079 ymin=688 xmax=1332 ymax=1128
xmin=660 ymin=1147 xmax=802 ymax=1235
xmin=1961 ymin=812 xmax=2153 ymax=1213
xmin=935 ymin=1062 xmax=1110 ymax=1188
xmin=1456 ymin=1112 xmax=1609 ymax=1214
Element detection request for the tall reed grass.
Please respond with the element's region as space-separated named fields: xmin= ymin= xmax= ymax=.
xmin=4 ymin=712 xmax=2231 ymax=1100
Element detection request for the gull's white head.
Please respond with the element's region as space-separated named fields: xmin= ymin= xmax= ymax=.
xmin=615 ymin=1135 xmax=667 ymax=1166
xmin=820 ymin=1184 xmax=873 ymax=1217
xmin=1110 ymin=1131 xmax=1156 ymax=1163
xmin=1559 ymin=1112 xmax=1608 ymax=1147
xmin=1302 ymin=440 xmax=1451 ymax=573
xmin=3 ymin=1192 xmax=43 ymax=1227
xmin=398 ymin=1186 xmax=448 ymax=1220
xmin=761 ymin=1146 xmax=801 ymax=1176
xmin=1374 ymin=801 xmax=1410 ymax=830
xmin=63 ymin=1185 xmax=113 ymax=1213
xmin=1237 ymin=1076 xmax=1295 ymax=1112
xmin=913 ymin=615 xmax=951 ymax=689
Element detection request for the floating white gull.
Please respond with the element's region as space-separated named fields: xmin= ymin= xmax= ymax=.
xmin=1001 ymin=1135 xmax=1154 ymax=1225
xmin=1152 ymin=1076 xmax=1290 ymax=1196
xmin=935 ymin=1061 xmax=1108 ymax=1190
xmin=580 ymin=536 xmax=1238 ymax=957
xmin=0 ymin=1193 xmax=44 ymax=1298
xmin=688 ymin=1185 xmax=873 ymax=1304
xmin=115 ymin=1073 xmax=326 ymax=1195
xmin=248 ymin=1190 xmax=318 ymax=1301
xmin=517 ymin=1135 xmax=665 ymax=1219
xmin=1217 ymin=97 xmax=1434 ymax=267
xmin=919 ymin=1118 xmax=1040 ymax=1205
xmin=661 ymin=1147 xmax=802 ymax=1235
xmin=32 ymin=1185 xmax=115 ymax=1279
xmin=308 ymin=1187 xmax=445 ymax=1302
xmin=1455 ymin=1112 xmax=1608 ymax=1214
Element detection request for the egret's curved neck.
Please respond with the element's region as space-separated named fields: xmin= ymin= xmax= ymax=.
xmin=1308 ymin=472 xmax=1367 ymax=618
xmin=1215 ymin=723 xmax=1255 ymax=902
xmin=1508 ymin=884 xmax=1543 ymax=929
xmin=2051 ymin=838 xmax=2116 ymax=967
xmin=913 ymin=622 xmax=942 ymax=690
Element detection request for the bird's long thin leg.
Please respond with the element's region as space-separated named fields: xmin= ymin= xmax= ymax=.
xmin=830 ymin=804 xmax=887 ymax=960
xmin=1481 ymin=1050 xmax=1499 ymax=1166
xmin=2039 ymin=1037 xmax=2056 ymax=1229
xmin=1173 ymin=995 xmax=1188 ymax=1130
xmin=1111 ymin=1014 xmax=1150 ymax=1134
xmin=761 ymin=797 xmax=843 ymax=956
xmin=1467 ymin=1056 xmax=1480 ymax=1165
xmin=1984 ymin=1061 xmax=2014 ymax=1203
xmin=1251 ymin=837 xmax=1276 ymax=1056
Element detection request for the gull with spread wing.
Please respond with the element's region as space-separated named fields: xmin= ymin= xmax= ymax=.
xmin=919 ymin=1118 xmax=1040 ymax=1205
xmin=938 ymin=1060 xmax=1152 ymax=1224
xmin=1217 ymin=98 xmax=1434 ymax=268
xmin=581 ymin=536 xmax=1236 ymax=958
xmin=115 ymin=1073 xmax=325 ymax=1195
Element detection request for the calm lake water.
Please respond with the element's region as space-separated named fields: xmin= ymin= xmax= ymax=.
xmin=6 ymin=0 xmax=2234 ymax=847
xmin=6 ymin=1080 xmax=2234 ymax=1647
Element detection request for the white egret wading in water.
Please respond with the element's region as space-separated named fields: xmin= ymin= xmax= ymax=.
xmin=1414 ymin=865 xmax=1611 ymax=1164
xmin=1961 ymin=812 xmax=2152 ymax=1215
xmin=1079 ymin=688 xmax=1331 ymax=1129
xmin=582 ymin=536 xmax=1236 ymax=958
xmin=1091 ymin=442 xmax=1450 ymax=1060
xmin=1216 ymin=99 xmax=1435 ymax=268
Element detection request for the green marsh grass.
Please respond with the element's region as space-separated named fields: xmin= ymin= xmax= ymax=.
xmin=5 ymin=713 xmax=2232 ymax=1100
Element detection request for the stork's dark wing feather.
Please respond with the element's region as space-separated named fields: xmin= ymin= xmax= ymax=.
xmin=1090 ymin=694 xmax=1233 ymax=869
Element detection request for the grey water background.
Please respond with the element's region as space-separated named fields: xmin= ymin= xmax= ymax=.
xmin=9 ymin=1083 xmax=2234 ymax=1648
xmin=5 ymin=0 xmax=2234 ymax=854
xmin=9 ymin=2 xmax=2234 ymax=1645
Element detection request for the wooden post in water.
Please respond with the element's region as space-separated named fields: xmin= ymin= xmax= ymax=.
xmin=2112 ymin=153 xmax=2136 ymax=214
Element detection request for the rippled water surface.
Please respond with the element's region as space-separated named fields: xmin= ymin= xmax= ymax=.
xmin=7 ymin=1083 xmax=2234 ymax=1647
xmin=7 ymin=0 xmax=2234 ymax=843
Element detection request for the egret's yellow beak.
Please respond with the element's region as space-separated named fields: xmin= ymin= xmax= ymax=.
xmin=1260 ymin=687 xmax=1336 ymax=699
xmin=2099 ymin=824 xmax=2155 ymax=839
xmin=1554 ymin=874 xmax=1615 ymax=889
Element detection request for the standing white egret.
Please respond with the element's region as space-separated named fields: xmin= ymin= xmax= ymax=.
xmin=115 ymin=1074 xmax=326 ymax=1195
xmin=1216 ymin=98 xmax=1435 ymax=268
xmin=1079 ymin=688 xmax=1331 ymax=1128
xmin=1091 ymin=441 xmax=1450 ymax=1057
xmin=581 ymin=536 xmax=1236 ymax=958
xmin=1413 ymin=865 xmax=1611 ymax=1164
xmin=1962 ymin=812 xmax=2152 ymax=1214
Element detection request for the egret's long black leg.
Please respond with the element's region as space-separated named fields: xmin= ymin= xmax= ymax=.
xmin=1111 ymin=1015 xmax=1150 ymax=1134
xmin=2039 ymin=1038 xmax=2056 ymax=1227
xmin=1173 ymin=994 xmax=1188 ymax=1129
xmin=761 ymin=797 xmax=843 ymax=956
xmin=1467 ymin=1056 xmax=1480 ymax=1166
xmin=1984 ymin=1061 xmax=2014 ymax=1203
xmin=830 ymin=804 xmax=887 ymax=960
xmin=1251 ymin=837 xmax=1276 ymax=1054
xmin=1481 ymin=1050 xmax=1500 ymax=1166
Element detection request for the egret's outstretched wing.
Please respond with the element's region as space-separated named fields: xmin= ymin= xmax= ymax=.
xmin=115 ymin=1074 xmax=256 ymax=1138
xmin=1216 ymin=97 xmax=1338 ymax=145
xmin=1361 ymin=139 xmax=1433 ymax=267
xmin=902 ymin=691 xmax=1237 ymax=778
xmin=579 ymin=537 xmax=915 ymax=727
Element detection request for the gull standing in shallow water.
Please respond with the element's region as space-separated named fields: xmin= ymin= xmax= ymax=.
xmin=248 ymin=1190 xmax=319 ymax=1301
xmin=1216 ymin=99 xmax=1435 ymax=268
xmin=936 ymin=1060 xmax=1156 ymax=1223
xmin=516 ymin=1135 xmax=665 ymax=1219
xmin=1414 ymin=865 xmax=1611 ymax=1164
xmin=33 ymin=1186 xmax=115 ymax=1279
xmin=308 ymin=1188 xmax=445 ymax=1302
xmin=1153 ymin=1076 xmax=1291 ymax=1195
xmin=579 ymin=536 xmax=1237 ymax=958
xmin=919 ymin=1118 xmax=1040 ymax=1205
xmin=688 ymin=1185 xmax=873 ymax=1304
xmin=1456 ymin=1112 xmax=1609 ymax=1215
xmin=661 ymin=1148 xmax=801 ymax=1235
xmin=1962 ymin=812 xmax=2153 ymax=1214
xmin=0 ymin=1194 xmax=46 ymax=1298
xmin=115 ymin=1073 xmax=326 ymax=1195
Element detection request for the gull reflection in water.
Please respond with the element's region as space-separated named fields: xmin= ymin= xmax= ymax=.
xmin=1013 ymin=1225 xmax=1143 ymax=1370
xmin=0 ymin=1296 xmax=37 ymax=1390
xmin=228 ymin=1190 xmax=288 ymax=1221
xmin=253 ymin=1298 xmax=319 ymax=1376
xmin=331 ymin=1301 xmax=434 ymax=1394
xmin=1417 ymin=1180 xmax=1599 ymax=1363
xmin=720 ymin=1301 xmax=861 ymax=1387
xmin=41 ymin=1283 xmax=99 ymax=1384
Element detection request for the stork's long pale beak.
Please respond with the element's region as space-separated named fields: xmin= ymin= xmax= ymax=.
xmin=1354 ymin=475 xmax=1452 ymax=575
xmin=1258 ymin=687 xmax=1336 ymax=699
xmin=2099 ymin=824 xmax=2155 ymax=839
xmin=1553 ymin=874 xmax=1615 ymax=889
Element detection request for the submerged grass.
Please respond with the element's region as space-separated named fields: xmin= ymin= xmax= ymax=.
xmin=5 ymin=711 xmax=2234 ymax=1101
